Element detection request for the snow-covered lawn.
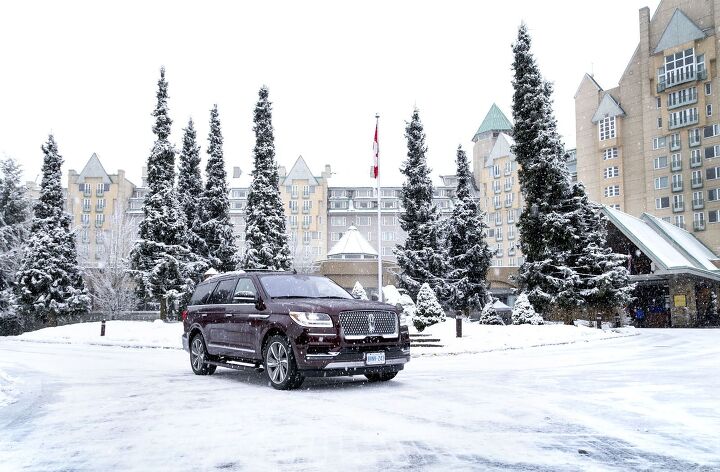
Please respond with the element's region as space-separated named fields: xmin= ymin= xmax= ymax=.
xmin=11 ymin=319 xmax=637 ymax=357
xmin=0 ymin=368 xmax=18 ymax=407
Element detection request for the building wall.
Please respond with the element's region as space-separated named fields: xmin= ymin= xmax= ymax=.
xmin=575 ymin=0 xmax=720 ymax=255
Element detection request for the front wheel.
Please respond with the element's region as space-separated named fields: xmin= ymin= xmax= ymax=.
xmin=190 ymin=334 xmax=217 ymax=375
xmin=365 ymin=372 xmax=398 ymax=382
xmin=264 ymin=336 xmax=304 ymax=390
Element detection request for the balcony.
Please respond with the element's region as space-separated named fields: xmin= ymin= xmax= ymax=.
xmin=669 ymin=115 xmax=699 ymax=130
xmin=690 ymin=155 xmax=703 ymax=168
xmin=671 ymin=160 xmax=682 ymax=171
xmin=95 ymin=205 xmax=105 ymax=213
xmin=691 ymin=177 xmax=703 ymax=188
xmin=665 ymin=67 xmax=696 ymax=89
xmin=504 ymin=183 xmax=512 ymax=192
xmin=83 ymin=190 xmax=92 ymax=198
xmin=504 ymin=200 xmax=513 ymax=208
xmin=694 ymin=221 xmax=706 ymax=231
xmin=693 ymin=198 xmax=705 ymax=210
xmin=667 ymin=89 xmax=698 ymax=111
xmin=675 ymin=222 xmax=686 ymax=230
xmin=672 ymin=182 xmax=683 ymax=192
xmin=96 ymin=189 xmax=104 ymax=197
xmin=673 ymin=202 xmax=685 ymax=212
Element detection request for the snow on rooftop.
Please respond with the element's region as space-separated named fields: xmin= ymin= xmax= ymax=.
xmin=643 ymin=213 xmax=720 ymax=271
xmin=326 ymin=226 xmax=378 ymax=258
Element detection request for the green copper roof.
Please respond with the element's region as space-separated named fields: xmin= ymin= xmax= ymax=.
xmin=472 ymin=103 xmax=512 ymax=142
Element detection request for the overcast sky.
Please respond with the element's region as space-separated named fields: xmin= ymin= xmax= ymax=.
xmin=1 ymin=0 xmax=660 ymax=188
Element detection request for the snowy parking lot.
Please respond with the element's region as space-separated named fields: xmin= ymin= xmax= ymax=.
xmin=1 ymin=329 xmax=719 ymax=471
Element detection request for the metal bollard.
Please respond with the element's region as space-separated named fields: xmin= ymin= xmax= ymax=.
xmin=596 ymin=315 xmax=602 ymax=329
xmin=100 ymin=319 xmax=106 ymax=336
xmin=456 ymin=315 xmax=462 ymax=338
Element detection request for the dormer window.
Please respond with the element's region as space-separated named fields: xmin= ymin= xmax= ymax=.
xmin=599 ymin=116 xmax=616 ymax=141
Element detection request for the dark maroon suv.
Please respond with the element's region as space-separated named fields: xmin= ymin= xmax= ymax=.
xmin=182 ymin=270 xmax=411 ymax=389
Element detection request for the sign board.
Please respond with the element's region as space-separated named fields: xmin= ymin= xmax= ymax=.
xmin=673 ymin=294 xmax=687 ymax=307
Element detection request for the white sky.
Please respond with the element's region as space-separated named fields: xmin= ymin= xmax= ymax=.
xmin=0 ymin=0 xmax=660 ymax=188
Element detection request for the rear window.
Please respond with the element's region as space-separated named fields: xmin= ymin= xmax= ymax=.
xmin=190 ymin=283 xmax=216 ymax=306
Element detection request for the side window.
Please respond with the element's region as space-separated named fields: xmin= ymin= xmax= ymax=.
xmin=208 ymin=279 xmax=237 ymax=305
xmin=233 ymin=278 xmax=258 ymax=301
xmin=190 ymin=283 xmax=217 ymax=306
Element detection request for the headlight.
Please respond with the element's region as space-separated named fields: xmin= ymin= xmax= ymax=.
xmin=399 ymin=312 xmax=410 ymax=327
xmin=289 ymin=311 xmax=333 ymax=328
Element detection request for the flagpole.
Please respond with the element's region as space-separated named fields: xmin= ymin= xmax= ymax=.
xmin=375 ymin=113 xmax=383 ymax=302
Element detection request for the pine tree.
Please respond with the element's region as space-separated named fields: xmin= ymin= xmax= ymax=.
xmin=395 ymin=108 xmax=447 ymax=301
xmin=0 ymin=158 xmax=30 ymax=334
xmin=243 ymin=86 xmax=292 ymax=270
xmin=177 ymin=118 xmax=206 ymax=261
xmin=511 ymin=293 xmax=544 ymax=325
xmin=511 ymin=24 xmax=584 ymax=315
xmin=413 ymin=283 xmax=445 ymax=332
xmin=708 ymin=291 xmax=719 ymax=325
xmin=129 ymin=68 xmax=192 ymax=321
xmin=199 ymin=105 xmax=238 ymax=272
xmin=351 ymin=281 xmax=368 ymax=300
xmin=15 ymin=136 xmax=90 ymax=326
xmin=445 ymin=145 xmax=492 ymax=316
xmin=478 ymin=300 xmax=504 ymax=325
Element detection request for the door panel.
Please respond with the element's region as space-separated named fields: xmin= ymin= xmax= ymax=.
xmin=203 ymin=278 xmax=236 ymax=353
xmin=225 ymin=278 xmax=263 ymax=358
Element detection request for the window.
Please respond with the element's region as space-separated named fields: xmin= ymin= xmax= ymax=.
xmin=707 ymin=104 xmax=713 ymax=117
xmin=233 ymin=278 xmax=258 ymax=300
xmin=670 ymin=133 xmax=681 ymax=149
xmin=80 ymin=214 xmax=90 ymax=225
xmin=290 ymin=185 xmax=298 ymax=198
xmin=694 ymin=212 xmax=705 ymax=230
xmin=507 ymin=209 xmax=516 ymax=223
xmin=493 ymin=165 xmax=501 ymax=178
xmin=330 ymin=217 xmax=346 ymax=226
xmin=82 ymin=198 xmax=91 ymax=212
xmin=96 ymin=198 xmax=106 ymax=210
xmin=671 ymin=175 xmax=681 ymax=193
xmin=504 ymin=177 xmax=513 ymax=191
xmin=303 ymin=185 xmax=310 ymax=197
xmin=669 ymin=107 xmax=698 ymax=129
xmin=689 ymin=128 xmax=701 ymax=147
xmin=708 ymin=167 xmax=720 ymax=181
xmin=381 ymin=232 xmax=395 ymax=241
xmin=709 ymin=210 xmax=720 ymax=224
xmin=654 ymin=176 xmax=669 ymax=189
xmin=599 ymin=116 xmax=616 ymax=141
xmin=671 ymin=153 xmax=682 ymax=171
xmin=190 ymin=283 xmax=217 ymax=306
xmin=381 ymin=189 xmax=397 ymax=198
xmin=493 ymin=195 xmax=501 ymax=209
xmin=382 ymin=216 xmax=397 ymax=226
xmin=356 ymin=216 xmax=370 ymax=226
xmin=96 ymin=183 xmax=105 ymax=195
xmin=675 ymin=215 xmax=685 ymax=228
xmin=706 ymin=145 xmax=720 ymax=159
xmin=95 ymin=214 xmax=104 ymax=226
xmin=302 ymin=215 xmax=312 ymax=227
xmin=494 ymin=212 xmax=502 ymax=225
xmin=663 ymin=48 xmax=696 ymax=87
xmin=657 ymin=117 xmax=663 ymax=128
xmin=496 ymin=227 xmax=503 ymax=241
xmin=492 ymin=180 xmax=501 ymax=193
xmin=655 ymin=196 xmax=670 ymax=209
xmin=302 ymin=200 xmax=312 ymax=212
xmin=692 ymin=191 xmax=703 ymax=208
xmin=331 ymin=232 xmax=342 ymax=241
xmin=208 ymin=279 xmax=236 ymax=305
xmin=288 ymin=215 xmax=298 ymax=227
xmin=505 ymin=193 xmax=514 ymax=207
xmin=303 ymin=232 xmax=311 ymax=244
xmin=673 ymin=194 xmax=684 ymax=211
xmin=656 ymin=96 xmax=662 ymax=108
xmin=312 ymin=231 xmax=322 ymax=240
xmin=653 ymin=156 xmax=668 ymax=169
xmin=603 ymin=166 xmax=619 ymax=178
xmin=330 ymin=189 xmax=347 ymax=198
xmin=691 ymin=149 xmax=702 ymax=167
xmin=231 ymin=189 xmax=247 ymax=198
xmin=289 ymin=200 xmax=298 ymax=212
xmin=706 ymin=83 xmax=712 ymax=95
xmin=604 ymin=185 xmax=620 ymax=197
xmin=692 ymin=170 xmax=703 ymax=187
xmin=704 ymin=123 xmax=720 ymax=138
xmin=667 ymin=86 xmax=697 ymax=109
xmin=609 ymin=204 xmax=621 ymax=210
xmin=708 ymin=188 xmax=720 ymax=202
xmin=507 ymin=225 xmax=516 ymax=239
xmin=653 ymin=136 xmax=666 ymax=149
xmin=504 ymin=162 xmax=513 ymax=175
xmin=603 ymin=147 xmax=618 ymax=160
xmin=80 ymin=183 xmax=91 ymax=195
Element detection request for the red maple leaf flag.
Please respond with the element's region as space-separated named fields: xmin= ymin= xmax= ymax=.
xmin=373 ymin=120 xmax=379 ymax=179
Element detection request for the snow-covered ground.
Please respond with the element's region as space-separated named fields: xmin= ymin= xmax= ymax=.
xmin=0 ymin=368 xmax=18 ymax=407
xmin=2 ymin=329 xmax=719 ymax=471
xmin=12 ymin=319 xmax=637 ymax=357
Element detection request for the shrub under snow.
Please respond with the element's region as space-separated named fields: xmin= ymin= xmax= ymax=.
xmin=413 ymin=283 xmax=445 ymax=332
xmin=478 ymin=300 xmax=505 ymax=325
xmin=351 ymin=281 xmax=368 ymax=300
xmin=512 ymin=293 xmax=545 ymax=325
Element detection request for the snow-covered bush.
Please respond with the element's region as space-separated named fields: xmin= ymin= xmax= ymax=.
xmin=351 ymin=281 xmax=368 ymax=300
xmin=413 ymin=283 xmax=445 ymax=332
xmin=511 ymin=293 xmax=544 ymax=325
xmin=383 ymin=285 xmax=416 ymax=321
xmin=478 ymin=300 xmax=505 ymax=325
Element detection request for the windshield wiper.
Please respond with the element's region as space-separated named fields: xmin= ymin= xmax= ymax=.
xmin=272 ymin=296 xmax=309 ymax=299
xmin=314 ymin=296 xmax=352 ymax=299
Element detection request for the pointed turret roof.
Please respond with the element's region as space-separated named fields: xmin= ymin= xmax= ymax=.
xmin=653 ymin=9 xmax=706 ymax=54
xmin=472 ymin=104 xmax=512 ymax=142
xmin=282 ymin=155 xmax=318 ymax=186
xmin=485 ymin=132 xmax=516 ymax=168
xmin=327 ymin=226 xmax=378 ymax=260
xmin=77 ymin=153 xmax=111 ymax=184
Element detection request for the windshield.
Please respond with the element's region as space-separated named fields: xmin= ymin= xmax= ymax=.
xmin=259 ymin=275 xmax=353 ymax=299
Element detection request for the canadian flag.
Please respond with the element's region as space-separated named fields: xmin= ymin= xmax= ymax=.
xmin=372 ymin=120 xmax=379 ymax=178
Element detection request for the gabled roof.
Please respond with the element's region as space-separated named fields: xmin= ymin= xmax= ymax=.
xmin=282 ymin=155 xmax=318 ymax=186
xmin=602 ymin=206 xmax=720 ymax=280
xmin=591 ymin=93 xmax=626 ymax=123
xmin=485 ymin=132 xmax=515 ymax=168
xmin=653 ymin=9 xmax=706 ymax=54
xmin=472 ymin=104 xmax=512 ymax=142
xmin=327 ymin=226 xmax=378 ymax=259
xmin=77 ymin=153 xmax=111 ymax=184
xmin=574 ymin=73 xmax=603 ymax=99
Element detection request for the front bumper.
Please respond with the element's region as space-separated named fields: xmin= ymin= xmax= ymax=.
xmin=181 ymin=333 xmax=189 ymax=352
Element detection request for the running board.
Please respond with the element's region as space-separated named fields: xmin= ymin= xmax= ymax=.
xmin=206 ymin=359 xmax=264 ymax=372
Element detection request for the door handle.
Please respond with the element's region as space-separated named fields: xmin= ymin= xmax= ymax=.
xmin=201 ymin=313 xmax=207 ymax=318
xmin=225 ymin=313 xmax=234 ymax=318
xmin=248 ymin=314 xmax=270 ymax=319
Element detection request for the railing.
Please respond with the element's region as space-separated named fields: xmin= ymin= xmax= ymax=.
xmin=692 ymin=198 xmax=705 ymax=210
xmin=669 ymin=114 xmax=699 ymax=130
xmin=671 ymin=160 xmax=682 ymax=171
xmin=670 ymin=140 xmax=681 ymax=151
xmin=673 ymin=202 xmax=684 ymax=212
xmin=672 ymin=182 xmax=683 ymax=192
xmin=694 ymin=221 xmax=706 ymax=231
xmin=666 ymin=67 xmax=696 ymax=89
xmin=690 ymin=156 xmax=702 ymax=168
xmin=691 ymin=177 xmax=703 ymax=188
xmin=95 ymin=205 xmax=105 ymax=213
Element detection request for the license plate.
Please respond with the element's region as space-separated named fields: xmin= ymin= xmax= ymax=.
xmin=366 ymin=352 xmax=385 ymax=365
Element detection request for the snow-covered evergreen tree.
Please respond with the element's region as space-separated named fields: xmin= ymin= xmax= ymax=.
xmin=15 ymin=136 xmax=90 ymax=327
xmin=0 ymin=158 xmax=30 ymax=334
xmin=413 ymin=283 xmax=445 ymax=332
xmin=395 ymin=108 xmax=447 ymax=301
xmin=199 ymin=105 xmax=238 ymax=272
xmin=511 ymin=24 xmax=584 ymax=315
xmin=243 ymin=86 xmax=292 ymax=270
xmin=478 ymin=299 xmax=505 ymax=325
xmin=708 ymin=291 xmax=719 ymax=325
xmin=351 ymin=281 xmax=368 ymax=300
xmin=177 ymin=118 xmax=206 ymax=263
xmin=129 ymin=68 xmax=192 ymax=321
xmin=445 ymin=145 xmax=492 ymax=316
xmin=511 ymin=293 xmax=544 ymax=325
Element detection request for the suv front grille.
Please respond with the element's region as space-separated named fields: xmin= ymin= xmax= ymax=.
xmin=339 ymin=311 xmax=398 ymax=339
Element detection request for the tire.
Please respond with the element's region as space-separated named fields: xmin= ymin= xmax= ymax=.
xmin=190 ymin=333 xmax=217 ymax=376
xmin=365 ymin=372 xmax=398 ymax=382
xmin=263 ymin=335 xmax=304 ymax=390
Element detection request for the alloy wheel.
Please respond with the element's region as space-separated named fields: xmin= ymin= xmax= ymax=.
xmin=266 ymin=342 xmax=289 ymax=384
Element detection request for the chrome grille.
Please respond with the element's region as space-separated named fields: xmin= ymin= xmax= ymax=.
xmin=339 ymin=311 xmax=398 ymax=339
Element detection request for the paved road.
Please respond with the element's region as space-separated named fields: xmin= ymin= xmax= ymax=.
xmin=1 ymin=330 xmax=719 ymax=471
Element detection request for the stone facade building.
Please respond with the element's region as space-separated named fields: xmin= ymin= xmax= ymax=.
xmin=575 ymin=0 xmax=720 ymax=255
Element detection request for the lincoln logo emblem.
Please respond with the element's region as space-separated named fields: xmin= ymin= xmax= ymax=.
xmin=368 ymin=314 xmax=375 ymax=333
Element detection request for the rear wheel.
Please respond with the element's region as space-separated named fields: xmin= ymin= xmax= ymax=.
xmin=264 ymin=335 xmax=304 ymax=390
xmin=365 ymin=372 xmax=398 ymax=382
xmin=190 ymin=334 xmax=217 ymax=375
